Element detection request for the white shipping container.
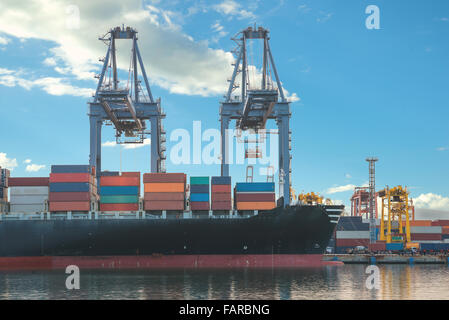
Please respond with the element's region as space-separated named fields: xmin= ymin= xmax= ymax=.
xmin=410 ymin=226 xmax=442 ymax=234
xmin=336 ymin=231 xmax=370 ymax=239
xmin=10 ymin=203 xmax=45 ymax=213
xmin=9 ymin=186 xmax=49 ymax=196
xmin=9 ymin=194 xmax=48 ymax=205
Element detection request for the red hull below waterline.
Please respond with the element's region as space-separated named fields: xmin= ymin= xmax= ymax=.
xmin=0 ymin=255 xmax=342 ymax=270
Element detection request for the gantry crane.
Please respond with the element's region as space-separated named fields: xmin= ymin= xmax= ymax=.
xmin=88 ymin=26 xmax=166 ymax=181
xmin=220 ymin=26 xmax=292 ymax=206
xmin=378 ymin=186 xmax=417 ymax=248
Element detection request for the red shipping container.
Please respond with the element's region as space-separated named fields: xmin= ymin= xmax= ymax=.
xmin=49 ymin=192 xmax=92 ymax=202
xmin=144 ymin=201 xmax=184 ymax=211
xmin=211 ymin=185 xmax=231 ymax=193
xmin=143 ymin=173 xmax=185 ymax=183
xmin=100 ymin=176 xmax=140 ymax=186
xmin=49 ymin=201 xmax=90 ymax=211
xmin=336 ymin=239 xmax=370 ymax=247
xmin=411 ymin=233 xmax=442 ymax=241
xmin=431 ymin=220 xmax=449 ymax=227
xmin=144 ymin=192 xmax=185 ymax=201
xmin=211 ymin=201 xmax=232 ymax=210
xmin=235 ymin=193 xmax=275 ymax=202
xmin=8 ymin=177 xmax=49 ymax=186
xmin=211 ymin=193 xmax=232 ymax=201
xmin=100 ymin=203 xmax=139 ymax=211
xmin=50 ymin=173 xmax=92 ymax=183
xmin=121 ymin=172 xmax=141 ymax=177
xmin=190 ymin=202 xmax=210 ymax=211
xmin=369 ymin=242 xmax=386 ymax=251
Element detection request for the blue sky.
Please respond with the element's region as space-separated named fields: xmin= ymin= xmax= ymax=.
xmin=0 ymin=0 xmax=449 ymax=214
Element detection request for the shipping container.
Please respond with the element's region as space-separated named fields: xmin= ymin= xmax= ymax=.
xmin=411 ymin=233 xmax=442 ymax=241
xmin=144 ymin=192 xmax=185 ymax=201
xmin=51 ymin=165 xmax=92 ymax=174
xmin=144 ymin=201 xmax=184 ymax=211
xmin=211 ymin=185 xmax=232 ymax=193
xmin=8 ymin=177 xmax=49 ymax=186
xmin=211 ymin=201 xmax=232 ymax=211
xmin=431 ymin=220 xmax=449 ymax=227
xmin=100 ymin=195 xmax=139 ymax=204
xmin=143 ymin=173 xmax=185 ymax=183
xmin=190 ymin=184 xmax=209 ymax=193
xmin=144 ymin=183 xmax=185 ymax=193
xmin=419 ymin=243 xmax=449 ymax=251
xmin=336 ymin=239 xmax=370 ymax=247
xmin=100 ymin=203 xmax=139 ymax=211
xmin=235 ymin=182 xmax=275 ymax=192
xmin=99 ymin=186 xmax=139 ymax=196
xmin=211 ymin=176 xmax=231 ymax=185
xmin=336 ymin=231 xmax=370 ymax=239
xmin=100 ymin=171 xmax=120 ymax=176
xmin=49 ymin=201 xmax=91 ymax=211
xmin=10 ymin=203 xmax=46 ymax=212
xmin=369 ymin=242 xmax=386 ymax=251
xmin=50 ymin=182 xmax=92 ymax=193
xmin=386 ymin=243 xmax=404 ymax=251
xmin=236 ymin=202 xmax=275 ymax=210
xmin=49 ymin=192 xmax=92 ymax=202
xmin=190 ymin=193 xmax=209 ymax=202
xmin=409 ymin=220 xmax=432 ymax=227
xmin=9 ymin=195 xmax=48 ymax=205
xmin=410 ymin=226 xmax=442 ymax=234
xmin=190 ymin=176 xmax=209 ymax=185
xmin=120 ymin=172 xmax=141 ymax=177
xmin=9 ymin=186 xmax=49 ymax=196
xmin=49 ymin=173 xmax=92 ymax=183
xmin=190 ymin=202 xmax=210 ymax=211
xmin=211 ymin=193 xmax=232 ymax=201
xmin=100 ymin=176 xmax=140 ymax=186
xmin=235 ymin=193 xmax=275 ymax=202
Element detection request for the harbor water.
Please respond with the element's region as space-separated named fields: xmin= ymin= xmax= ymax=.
xmin=0 ymin=264 xmax=448 ymax=300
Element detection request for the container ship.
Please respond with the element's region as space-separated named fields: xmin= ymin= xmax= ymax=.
xmin=0 ymin=165 xmax=344 ymax=269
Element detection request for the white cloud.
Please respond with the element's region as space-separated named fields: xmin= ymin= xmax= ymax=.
xmin=213 ymin=0 xmax=256 ymax=20
xmin=23 ymin=159 xmax=32 ymax=164
xmin=437 ymin=146 xmax=448 ymax=151
xmin=43 ymin=57 xmax=57 ymax=66
xmin=345 ymin=173 xmax=352 ymax=179
xmin=25 ymin=164 xmax=46 ymax=172
xmin=102 ymin=139 xmax=150 ymax=149
xmin=298 ymin=4 xmax=311 ymax=13
xmin=317 ymin=12 xmax=333 ymax=23
xmin=326 ymin=184 xmax=357 ymax=194
xmin=414 ymin=193 xmax=449 ymax=211
xmin=0 ymin=153 xmax=18 ymax=170
xmin=0 ymin=35 xmax=10 ymax=45
xmin=0 ymin=69 xmax=92 ymax=97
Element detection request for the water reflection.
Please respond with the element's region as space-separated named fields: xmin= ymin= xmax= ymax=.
xmin=0 ymin=265 xmax=448 ymax=300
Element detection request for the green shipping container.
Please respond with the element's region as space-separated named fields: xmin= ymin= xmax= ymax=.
xmin=190 ymin=176 xmax=209 ymax=185
xmin=100 ymin=195 xmax=139 ymax=204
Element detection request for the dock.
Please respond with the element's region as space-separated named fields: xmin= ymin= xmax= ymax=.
xmin=323 ymin=254 xmax=449 ymax=264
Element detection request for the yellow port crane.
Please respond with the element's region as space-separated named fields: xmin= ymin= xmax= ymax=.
xmin=297 ymin=192 xmax=332 ymax=205
xmin=378 ymin=186 xmax=417 ymax=249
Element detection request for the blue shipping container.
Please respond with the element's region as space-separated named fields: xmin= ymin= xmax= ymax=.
xmin=211 ymin=176 xmax=231 ymax=185
xmin=419 ymin=243 xmax=449 ymax=251
xmin=190 ymin=193 xmax=209 ymax=202
xmin=235 ymin=182 xmax=275 ymax=192
xmin=386 ymin=243 xmax=404 ymax=251
xmin=51 ymin=165 xmax=91 ymax=174
xmin=101 ymin=171 xmax=120 ymax=176
xmin=190 ymin=185 xmax=209 ymax=193
xmin=50 ymin=182 xmax=91 ymax=193
xmin=100 ymin=186 xmax=139 ymax=196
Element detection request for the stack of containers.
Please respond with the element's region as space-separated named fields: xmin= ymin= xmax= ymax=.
xmin=234 ymin=182 xmax=276 ymax=211
xmin=99 ymin=172 xmax=140 ymax=211
xmin=143 ymin=173 xmax=186 ymax=211
xmin=410 ymin=226 xmax=443 ymax=242
xmin=0 ymin=167 xmax=9 ymax=203
xmin=211 ymin=176 xmax=232 ymax=211
xmin=432 ymin=220 xmax=449 ymax=242
xmin=190 ymin=176 xmax=210 ymax=211
xmin=49 ymin=165 xmax=97 ymax=212
xmin=9 ymin=177 xmax=49 ymax=213
xmin=335 ymin=217 xmax=372 ymax=253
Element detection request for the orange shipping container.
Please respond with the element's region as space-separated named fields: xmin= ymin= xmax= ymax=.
xmin=409 ymin=220 xmax=432 ymax=227
xmin=144 ymin=183 xmax=185 ymax=193
xmin=236 ymin=201 xmax=276 ymax=210
xmin=442 ymin=226 xmax=449 ymax=235
xmin=121 ymin=172 xmax=141 ymax=177
xmin=49 ymin=201 xmax=90 ymax=211
xmin=100 ymin=176 xmax=140 ymax=186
